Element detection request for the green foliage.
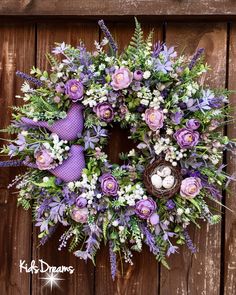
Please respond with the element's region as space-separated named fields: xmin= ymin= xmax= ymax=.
xmin=46 ymin=53 xmax=60 ymax=68
xmin=0 ymin=125 xmax=21 ymax=135
xmin=102 ymin=213 xmax=110 ymax=241
xmin=17 ymin=197 xmax=31 ymax=210
xmin=130 ymin=217 xmax=142 ymax=251
xmin=69 ymin=227 xmax=85 ymax=252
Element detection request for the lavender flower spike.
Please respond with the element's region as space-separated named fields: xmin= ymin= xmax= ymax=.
xmin=183 ymin=229 xmax=197 ymax=253
xmin=0 ymin=160 xmax=24 ymax=167
xmin=109 ymin=241 xmax=117 ymax=281
xmin=188 ymin=48 xmax=205 ymax=70
xmin=16 ymin=71 xmax=43 ymax=87
xmin=98 ymin=20 xmax=118 ymax=53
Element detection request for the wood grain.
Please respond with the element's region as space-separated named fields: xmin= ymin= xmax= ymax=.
xmin=0 ymin=0 xmax=236 ymax=16
xmin=160 ymin=23 xmax=227 ymax=295
xmin=31 ymin=22 xmax=98 ymax=295
xmin=0 ymin=23 xmax=35 ymax=295
xmin=95 ymin=21 xmax=162 ymax=295
xmin=224 ymin=22 xmax=236 ymax=295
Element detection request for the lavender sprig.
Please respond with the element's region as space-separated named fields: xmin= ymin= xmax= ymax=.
xmin=183 ymin=229 xmax=197 ymax=253
xmin=16 ymin=71 xmax=43 ymax=87
xmin=0 ymin=160 xmax=23 ymax=167
xmin=141 ymin=224 xmax=159 ymax=255
xmin=98 ymin=20 xmax=118 ymax=53
xmin=188 ymin=48 xmax=205 ymax=70
xmin=109 ymin=241 xmax=117 ymax=281
xmin=152 ymin=41 xmax=164 ymax=58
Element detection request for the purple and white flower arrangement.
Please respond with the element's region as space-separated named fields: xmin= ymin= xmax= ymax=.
xmin=0 ymin=18 xmax=235 ymax=280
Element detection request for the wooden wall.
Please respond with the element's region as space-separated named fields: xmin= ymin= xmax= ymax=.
xmin=0 ymin=17 xmax=235 ymax=295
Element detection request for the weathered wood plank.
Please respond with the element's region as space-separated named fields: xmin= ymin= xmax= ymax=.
xmin=0 ymin=0 xmax=236 ymax=16
xmin=95 ymin=22 xmax=162 ymax=295
xmin=0 ymin=23 xmax=35 ymax=295
xmin=224 ymin=22 xmax=236 ymax=295
xmin=31 ymin=22 xmax=98 ymax=295
xmin=160 ymin=23 xmax=227 ymax=295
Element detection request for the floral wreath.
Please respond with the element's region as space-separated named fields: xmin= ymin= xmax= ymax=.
xmin=1 ymin=19 xmax=235 ymax=279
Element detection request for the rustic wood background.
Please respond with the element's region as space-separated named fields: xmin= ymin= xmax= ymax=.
xmin=0 ymin=13 xmax=236 ymax=295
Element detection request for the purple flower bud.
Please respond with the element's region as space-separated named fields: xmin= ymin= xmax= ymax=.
xmin=133 ymin=70 xmax=143 ymax=81
xmin=55 ymin=82 xmax=65 ymax=93
xmin=166 ymin=199 xmax=176 ymax=210
xmin=186 ymin=119 xmax=200 ymax=130
xmin=149 ymin=213 xmax=159 ymax=225
xmin=53 ymin=96 xmax=61 ymax=103
xmin=55 ymin=178 xmax=63 ymax=185
xmin=76 ymin=196 xmax=87 ymax=208
xmin=171 ymin=111 xmax=183 ymax=125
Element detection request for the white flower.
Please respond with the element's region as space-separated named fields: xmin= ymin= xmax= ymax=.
xmin=166 ymin=128 xmax=173 ymax=135
xmin=143 ymin=71 xmax=151 ymax=79
xmin=185 ymin=208 xmax=190 ymax=214
xmin=43 ymin=177 xmax=49 ymax=183
xmin=112 ymin=220 xmax=119 ymax=227
xmin=21 ymin=130 xmax=28 ymax=136
xmin=67 ymin=182 xmax=75 ymax=191
xmin=99 ymin=64 xmax=106 ymax=71
xmin=21 ymin=82 xmax=31 ymax=93
xmin=177 ymin=208 xmax=184 ymax=216
xmin=128 ymin=149 xmax=136 ymax=157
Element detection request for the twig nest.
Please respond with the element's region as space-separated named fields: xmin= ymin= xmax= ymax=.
xmin=143 ymin=158 xmax=182 ymax=198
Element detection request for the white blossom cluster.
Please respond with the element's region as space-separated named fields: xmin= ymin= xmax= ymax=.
xmin=83 ymin=84 xmax=109 ymax=107
xmin=43 ymin=133 xmax=70 ymax=165
xmin=117 ymin=183 xmax=146 ymax=206
xmin=137 ymin=86 xmax=164 ymax=108
xmin=67 ymin=173 xmax=99 ymax=206
xmin=153 ymin=137 xmax=187 ymax=166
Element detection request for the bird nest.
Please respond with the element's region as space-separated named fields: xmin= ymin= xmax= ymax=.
xmin=143 ymin=158 xmax=182 ymax=198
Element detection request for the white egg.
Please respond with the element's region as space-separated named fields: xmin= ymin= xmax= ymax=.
xmin=162 ymin=175 xmax=175 ymax=189
xmin=161 ymin=167 xmax=172 ymax=177
xmin=156 ymin=166 xmax=172 ymax=177
xmin=151 ymin=174 xmax=163 ymax=189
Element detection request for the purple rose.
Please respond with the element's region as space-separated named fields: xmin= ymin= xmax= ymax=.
xmin=100 ymin=173 xmax=118 ymax=196
xmin=76 ymin=196 xmax=87 ymax=208
xmin=111 ymin=67 xmax=133 ymax=90
xmin=71 ymin=207 xmax=88 ymax=223
xmin=35 ymin=149 xmax=55 ymax=170
xmin=135 ymin=198 xmax=157 ymax=219
xmin=180 ymin=177 xmax=202 ymax=198
xmin=186 ymin=119 xmax=200 ymax=130
xmin=133 ymin=70 xmax=143 ymax=81
xmin=65 ymin=79 xmax=84 ymax=102
xmin=94 ymin=102 xmax=114 ymax=122
xmin=145 ymin=108 xmax=164 ymax=131
xmin=174 ymin=128 xmax=199 ymax=149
